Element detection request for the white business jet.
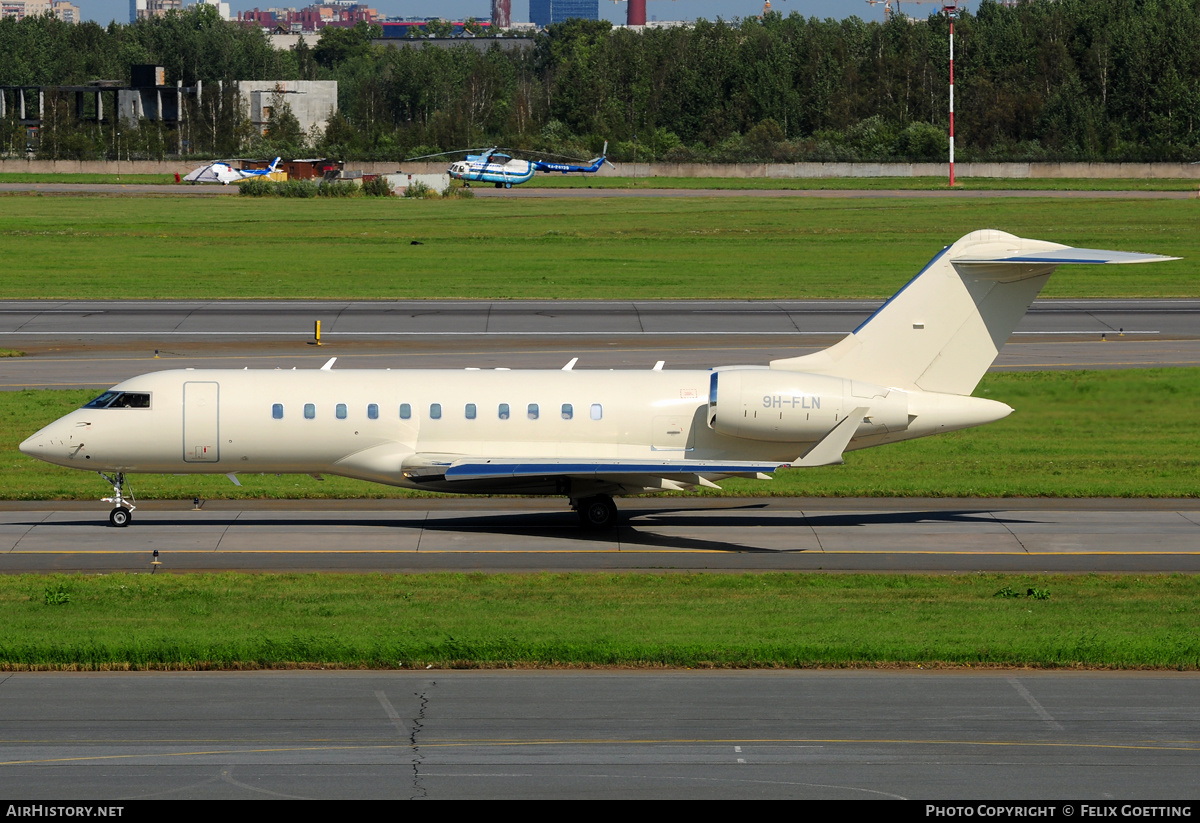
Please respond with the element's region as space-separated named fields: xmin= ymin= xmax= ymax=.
xmin=20 ymin=230 xmax=1176 ymax=529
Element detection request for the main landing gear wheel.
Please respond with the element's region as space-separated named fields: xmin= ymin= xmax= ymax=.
xmin=574 ymin=495 xmax=618 ymax=530
xmin=109 ymin=506 xmax=131 ymax=528
xmin=504 ymin=182 xmax=512 ymax=188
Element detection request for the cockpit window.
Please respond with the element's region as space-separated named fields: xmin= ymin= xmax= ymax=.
xmin=83 ymin=391 xmax=150 ymax=409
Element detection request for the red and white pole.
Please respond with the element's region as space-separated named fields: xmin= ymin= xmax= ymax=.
xmin=945 ymin=4 xmax=956 ymax=187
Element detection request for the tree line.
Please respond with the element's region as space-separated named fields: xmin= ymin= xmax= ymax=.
xmin=3 ymin=0 xmax=1200 ymax=163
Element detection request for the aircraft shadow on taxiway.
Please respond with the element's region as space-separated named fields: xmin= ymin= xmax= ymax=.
xmin=15 ymin=506 xmax=1030 ymax=554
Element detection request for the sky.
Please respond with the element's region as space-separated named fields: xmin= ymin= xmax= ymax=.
xmin=79 ymin=0 xmax=948 ymax=28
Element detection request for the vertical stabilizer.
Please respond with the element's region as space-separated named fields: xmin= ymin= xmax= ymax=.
xmin=770 ymin=230 xmax=1176 ymax=396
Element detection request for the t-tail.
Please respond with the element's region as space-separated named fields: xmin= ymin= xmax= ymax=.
xmin=771 ymin=230 xmax=1177 ymax=396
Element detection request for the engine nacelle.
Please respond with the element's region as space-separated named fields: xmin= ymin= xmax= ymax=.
xmin=707 ymin=369 xmax=909 ymax=443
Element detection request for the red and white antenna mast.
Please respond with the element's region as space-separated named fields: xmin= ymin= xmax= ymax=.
xmin=944 ymin=2 xmax=959 ymax=186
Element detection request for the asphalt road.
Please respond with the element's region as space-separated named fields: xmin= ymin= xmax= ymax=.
xmin=2 ymin=498 xmax=1198 ymax=574
xmin=1 ymin=670 xmax=1196 ymax=799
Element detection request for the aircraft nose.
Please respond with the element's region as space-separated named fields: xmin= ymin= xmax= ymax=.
xmin=19 ymin=429 xmax=48 ymax=460
xmin=19 ymin=420 xmax=84 ymax=466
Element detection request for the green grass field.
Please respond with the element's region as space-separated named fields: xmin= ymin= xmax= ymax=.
xmin=7 ymin=369 xmax=1199 ymax=500
xmin=0 ymin=173 xmax=177 ymax=185
xmin=3 ymin=172 xmax=1197 ymax=191
xmin=7 ymin=572 xmax=1198 ymax=670
xmin=528 ymin=175 xmax=1200 ymax=191
xmin=0 ymin=195 xmax=1196 ymax=299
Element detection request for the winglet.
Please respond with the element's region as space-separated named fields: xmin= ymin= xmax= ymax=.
xmin=320 ymin=357 xmax=336 ymax=370
xmin=791 ymin=407 xmax=869 ymax=467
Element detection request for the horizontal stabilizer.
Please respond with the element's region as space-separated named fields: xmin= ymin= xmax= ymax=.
xmin=954 ymin=248 xmax=1178 ymax=266
xmin=445 ymin=458 xmax=783 ymax=482
xmin=771 ymin=230 xmax=1179 ymax=396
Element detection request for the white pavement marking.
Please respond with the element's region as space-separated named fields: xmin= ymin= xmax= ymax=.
xmin=5 ymin=510 xmax=53 ymax=553
xmin=375 ymin=691 xmax=408 ymax=737
xmin=1008 ymin=678 xmax=1065 ymax=731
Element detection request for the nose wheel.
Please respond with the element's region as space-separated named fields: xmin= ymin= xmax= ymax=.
xmin=99 ymin=472 xmax=136 ymax=527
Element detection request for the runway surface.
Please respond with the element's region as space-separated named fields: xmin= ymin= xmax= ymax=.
xmin=3 ymin=498 xmax=1198 ymax=573
xmin=2 ymin=298 xmax=1197 ymax=389
xmin=1 ymin=670 xmax=1197 ymax=799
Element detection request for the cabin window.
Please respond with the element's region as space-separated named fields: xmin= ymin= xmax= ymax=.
xmin=272 ymin=403 xmax=284 ymax=420
xmin=591 ymin=403 xmax=603 ymax=420
xmin=304 ymin=403 xmax=316 ymax=420
xmin=83 ymin=391 xmax=150 ymax=409
xmin=527 ymin=403 xmax=539 ymax=420
xmin=498 ymin=403 xmax=510 ymax=420
xmin=561 ymin=403 xmax=573 ymax=420
xmin=400 ymin=403 xmax=411 ymax=420
xmin=336 ymin=403 xmax=347 ymax=420
xmin=367 ymin=404 xmax=379 ymax=420
xmin=430 ymin=403 xmax=442 ymax=420
xmin=465 ymin=403 xmax=477 ymax=420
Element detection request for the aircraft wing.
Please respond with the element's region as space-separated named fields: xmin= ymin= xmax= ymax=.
xmin=396 ymin=453 xmax=783 ymax=490
xmin=443 ymin=458 xmax=784 ymax=482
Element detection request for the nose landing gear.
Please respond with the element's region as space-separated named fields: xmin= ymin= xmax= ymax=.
xmin=99 ymin=472 xmax=135 ymax=527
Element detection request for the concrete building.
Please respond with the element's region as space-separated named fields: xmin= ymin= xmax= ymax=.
xmin=1 ymin=0 xmax=80 ymax=21
xmin=529 ymin=0 xmax=598 ymax=26
xmin=196 ymin=0 xmax=231 ymax=20
xmin=130 ymin=0 xmax=182 ymax=22
xmin=237 ymin=80 xmax=338 ymax=137
xmin=237 ymin=2 xmax=377 ymax=33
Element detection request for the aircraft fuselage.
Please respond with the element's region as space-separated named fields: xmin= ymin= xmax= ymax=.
xmin=19 ymin=367 xmax=1007 ymax=494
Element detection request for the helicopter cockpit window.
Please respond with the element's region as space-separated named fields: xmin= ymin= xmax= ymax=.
xmin=83 ymin=391 xmax=150 ymax=409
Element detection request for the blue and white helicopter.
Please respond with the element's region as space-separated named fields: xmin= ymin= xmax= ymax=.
xmin=182 ymin=157 xmax=282 ymax=185
xmin=410 ymin=144 xmax=613 ymax=188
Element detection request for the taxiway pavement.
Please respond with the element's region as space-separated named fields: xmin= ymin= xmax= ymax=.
xmin=2 ymin=298 xmax=1197 ymax=389
xmin=1 ymin=670 xmax=1196 ymax=799
xmin=2 ymin=498 xmax=1198 ymax=573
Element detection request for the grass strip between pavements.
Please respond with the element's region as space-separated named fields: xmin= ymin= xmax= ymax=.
xmin=525 ymin=175 xmax=1200 ymax=192
xmin=1 ymin=194 xmax=1197 ymax=299
xmin=8 ymin=572 xmax=1199 ymax=671
xmin=3 ymin=173 xmax=1198 ymax=192
xmin=5 ymin=369 xmax=1199 ymax=500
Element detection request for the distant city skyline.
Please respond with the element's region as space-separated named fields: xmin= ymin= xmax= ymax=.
xmin=76 ymin=0 xmax=957 ymax=28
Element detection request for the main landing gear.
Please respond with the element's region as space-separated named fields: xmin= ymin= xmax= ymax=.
xmin=100 ymin=472 xmax=135 ymax=527
xmin=571 ymin=494 xmax=618 ymax=530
